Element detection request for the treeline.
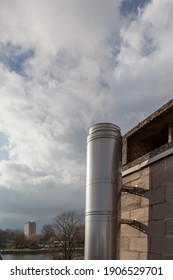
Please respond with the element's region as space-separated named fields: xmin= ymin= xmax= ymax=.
xmin=0 ymin=228 xmax=27 ymax=249
xmin=0 ymin=210 xmax=85 ymax=259
xmin=0 ymin=228 xmax=42 ymax=249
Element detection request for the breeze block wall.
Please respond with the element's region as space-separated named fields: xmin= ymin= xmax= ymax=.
xmin=120 ymin=99 xmax=173 ymax=260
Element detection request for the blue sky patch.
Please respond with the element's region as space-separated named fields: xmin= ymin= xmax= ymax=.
xmin=0 ymin=42 xmax=34 ymax=75
xmin=120 ymin=0 xmax=151 ymax=16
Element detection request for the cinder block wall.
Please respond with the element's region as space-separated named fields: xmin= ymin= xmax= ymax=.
xmin=120 ymin=153 xmax=173 ymax=260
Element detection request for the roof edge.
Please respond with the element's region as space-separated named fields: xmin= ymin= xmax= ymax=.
xmin=123 ymin=99 xmax=173 ymax=138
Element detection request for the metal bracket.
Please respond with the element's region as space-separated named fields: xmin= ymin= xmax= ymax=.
xmin=121 ymin=185 xmax=148 ymax=195
xmin=121 ymin=219 xmax=138 ymax=225
xmin=121 ymin=219 xmax=147 ymax=234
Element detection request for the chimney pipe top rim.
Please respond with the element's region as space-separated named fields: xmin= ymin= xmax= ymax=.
xmin=89 ymin=122 xmax=120 ymax=134
xmin=87 ymin=123 xmax=121 ymax=143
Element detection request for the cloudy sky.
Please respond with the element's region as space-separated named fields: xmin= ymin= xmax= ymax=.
xmin=0 ymin=0 xmax=173 ymax=232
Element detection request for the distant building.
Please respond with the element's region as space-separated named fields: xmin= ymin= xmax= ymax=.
xmin=24 ymin=220 xmax=36 ymax=238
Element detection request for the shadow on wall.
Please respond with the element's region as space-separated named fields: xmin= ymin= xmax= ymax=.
xmin=121 ymin=99 xmax=173 ymax=260
xmin=121 ymin=150 xmax=173 ymax=260
xmin=148 ymin=155 xmax=173 ymax=259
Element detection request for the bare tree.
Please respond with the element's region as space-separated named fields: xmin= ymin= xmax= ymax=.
xmin=41 ymin=224 xmax=55 ymax=242
xmin=12 ymin=231 xmax=27 ymax=249
xmin=28 ymin=235 xmax=40 ymax=249
xmin=53 ymin=210 xmax=83 ymax=259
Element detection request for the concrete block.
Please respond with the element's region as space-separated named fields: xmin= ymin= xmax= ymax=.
xmin=164 ymin=166 xmax=173 ymax=183
xmin=150 ymin=237 xmax=173 ymax=254
xmin=139 ymin=231 xmax=147 ymax=237
xmin=150 ymin=164 xmax=166 ymax=188
xmin=165 ymin=219 xmax=173 ymax=236
xmin=165 ymin=154 xmax=173 ymax=168
xmin=149 ymin=187 xmax=165 ymax=205
xmin=148 ymin=221 xmax=164 ymax=236
xmin=129 ymin=237 xmax=148 ymax=252
xmin=121 ymin=192 xmax=131 ymax=199
xmin=121 ymin=194 xmax=141 ymax=211
xmin=122 ymin=175 xmax=133 ymax=185
xmin=130 ymin=207 xmax=149 ymax=223
xmin=121 ymin=210 xmax=130 ymax=219
xmin=120 ymin=251 xmax=139 ymax=260
xmin=121 ymin=224 xmax=140 ymax=237
xmin=151 ymin=166 xmax=173 ymax=188
xmin=141 ymin=167 xmax=150 ymax=177
xmin=139 ymin=253 xmax=147 ymax=260
xmin=150 ymin=159 xmax=166 ymax=173
xmin=150 ymin=172 xmax=163 ymax=189
xmin=131 ymin=176 xmax=150 ymax=190
xmin=126 ymin=171 xmax=141 ymax=183
xmin=166 ymin=183 xmax=173 ymax=202
xmin=148 ymin=252 xmax=164 ymax=260
xmin=120 ymin=237 xmax=129 ymax=250
xmin=141 ymin=197 xmax=149 ymax=207
xmin=152 ymin=202 xmax=173 ymax=220
xmin=165 ymin=255 xmax=173 ymax=260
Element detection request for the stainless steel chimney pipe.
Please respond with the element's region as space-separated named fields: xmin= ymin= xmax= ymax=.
xmin=85 ymin=123 xmax=122 ymax=260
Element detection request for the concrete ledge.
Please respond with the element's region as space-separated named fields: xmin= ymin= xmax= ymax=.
xmin=122 ymin=147 xmax=173 ymax=177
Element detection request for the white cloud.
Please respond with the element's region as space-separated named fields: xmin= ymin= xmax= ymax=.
xmin=0 ymin=0 xmax=173 ymax=230
xmin=112 ymin=0 xmax=173 ymax=120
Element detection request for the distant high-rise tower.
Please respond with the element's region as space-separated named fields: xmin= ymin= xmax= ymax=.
xmin=24 ymin=220 xmax=36 ymax=238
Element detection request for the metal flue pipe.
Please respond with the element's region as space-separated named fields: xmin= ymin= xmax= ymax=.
xmin=85 ymin=123 xmax=122 ymax=260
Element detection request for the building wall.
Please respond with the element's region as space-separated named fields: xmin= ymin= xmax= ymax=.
xmin=120 ymin=153 xmax=173 ymax=260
